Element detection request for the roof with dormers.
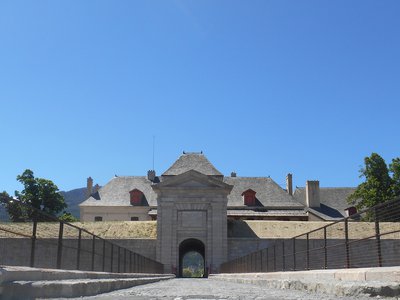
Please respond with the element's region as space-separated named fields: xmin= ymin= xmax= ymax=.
xmin=79 ymin=153 xmax=353 ymax=219
xmin=80 ymin=175 xmax=304 ymax=209
xmin=80 ymin=176 xmax=158 ymax=207
xmin=162 ymin=153 xmax=223 ymax=176
xmin=224 ymin=177 xmax=304 ymax=208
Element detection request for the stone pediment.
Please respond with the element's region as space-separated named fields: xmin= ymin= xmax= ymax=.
xmin=153 ymin=170 xmax=233 ymax=191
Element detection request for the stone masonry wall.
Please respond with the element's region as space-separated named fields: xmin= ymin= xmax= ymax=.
xmin=0 ymin=238 xmax=157 ymax=272
xmin=2 ymin=237 xmax=400 ymax=271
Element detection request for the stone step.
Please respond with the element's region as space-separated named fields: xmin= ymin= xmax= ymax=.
xmin=0 ymin=276 xmax=174 ymax=299
xmin=211 ymin=267 xmax=400 ymax=298
xmin=0 ymin=265 xmax=168 ymax=283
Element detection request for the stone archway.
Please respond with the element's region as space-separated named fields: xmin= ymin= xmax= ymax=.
xmin=153 ymin=169 xmax=233 ymax=274
xmin=179 ymin=238 xmax=206 ymax=278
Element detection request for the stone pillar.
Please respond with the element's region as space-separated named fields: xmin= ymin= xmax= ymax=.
xmin=306 ymin=180 xmax=320 ymax=208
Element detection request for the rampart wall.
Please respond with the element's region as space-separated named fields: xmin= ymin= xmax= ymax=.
xmin=1 ymin=220 xmax=400 ymax=269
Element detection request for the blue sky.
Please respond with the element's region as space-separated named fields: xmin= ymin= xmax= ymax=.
xmin=1 ymin=0 xmax=399 ymax=195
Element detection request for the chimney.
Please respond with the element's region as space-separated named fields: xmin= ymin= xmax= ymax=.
xmin=86 ymin=177 xmax=93 ymax=198
xmin=306 ymin=180 xmax=320 ymax=208
xmin=286 ymin=173 xmax=293 ymax=196
xmin=93 ymin=184 xmax=100 ymax=194
xmin=147 ymin=170 xmax=156 ymax=182
xmin=231 ymin=172 xmax=237 ymax=177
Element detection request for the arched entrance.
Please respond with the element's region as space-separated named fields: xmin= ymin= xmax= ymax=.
xmin=179 ymin=238 xmax=206 ymax=278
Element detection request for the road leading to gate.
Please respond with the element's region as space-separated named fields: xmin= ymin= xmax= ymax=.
xmin=47 ymin=278 xmax=390 ymax=300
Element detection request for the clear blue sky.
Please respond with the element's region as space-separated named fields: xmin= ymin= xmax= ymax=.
xmin=1 ymin=0 xmax=399 ymax=195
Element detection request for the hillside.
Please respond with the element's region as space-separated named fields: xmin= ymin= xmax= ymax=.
xmin=60 ymin=187 xmax=87 ymax=219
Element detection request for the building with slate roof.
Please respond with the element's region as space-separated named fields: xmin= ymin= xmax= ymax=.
xmin=79 ymin=152 xmax=356 ymax=222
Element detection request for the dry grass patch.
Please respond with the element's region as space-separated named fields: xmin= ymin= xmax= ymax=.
xmin=0 ymin=221 xmax=157 ymax=239
xmin=242 ymin=220 xmax=400 ymax=239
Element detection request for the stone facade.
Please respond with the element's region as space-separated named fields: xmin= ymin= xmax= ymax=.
xmin=78 ymin=152 xmax=358 ymax=274
xmin=80 ymin=206 xmax=151 ymax=222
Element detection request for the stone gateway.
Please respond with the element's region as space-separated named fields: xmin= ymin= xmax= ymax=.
xmin=152 ymin=169 xmax=233 ymax=274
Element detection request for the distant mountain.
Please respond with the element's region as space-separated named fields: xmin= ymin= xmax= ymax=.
xmin=60 ymin=188 xmax=87 ymax=219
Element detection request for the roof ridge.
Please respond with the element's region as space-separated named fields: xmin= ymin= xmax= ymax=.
xmin=225 ymin=176 xmax=272 ymax=179
xmin=295 ymin=186 xmax=356 ymax=189
xmin=162 ymin=153 xmax=222 ymax=176
xmin=112 ymin=176 xmax=148 ymax=179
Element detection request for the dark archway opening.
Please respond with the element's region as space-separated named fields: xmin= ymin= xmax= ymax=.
xmin=179 ymin=238 xmax=206 ymax=278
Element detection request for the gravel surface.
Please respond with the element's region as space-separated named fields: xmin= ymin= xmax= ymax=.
xmin=49 ymin=278 xmax=392 ymax=300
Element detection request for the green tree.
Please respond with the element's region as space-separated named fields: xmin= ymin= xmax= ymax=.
xmin=1 ymin=191 xmax=28 ymax=222
xmin=59 ymin=212 xmax=78 ymax=222
xmin=6 ymin=170 xmax=67 ymax=222
xmin=348 ymin=153 xmax=399 ymax=210
xmin=389 ymin=158 xmax=400 ymax=197
xmin=0 ymin=191 xmax=12 ymax=205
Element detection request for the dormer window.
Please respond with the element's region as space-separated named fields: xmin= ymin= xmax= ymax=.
xmin=242 ymin=189 xmax=256 ymax=206
xmin=130 ymin=189 xmax=143 ymax=205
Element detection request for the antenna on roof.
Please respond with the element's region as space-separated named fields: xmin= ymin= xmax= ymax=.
xmin=152 ymin=135 xmax=155 ymax=170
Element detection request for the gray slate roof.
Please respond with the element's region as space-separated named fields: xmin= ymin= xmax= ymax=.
xmin=223 ymin=177 xmax=304 ymax=208
xmin=80 ymin=175 xmax=304 ymax=209
xmin=293 ymin=187 xmax=356 ymax=220
xmin=162 ymin=153 xmax=223 ymax=176
xmin=79 ymin=153 xmax=353 ymax=220
xmin=80 ymin=176 xmax=158 ymax=207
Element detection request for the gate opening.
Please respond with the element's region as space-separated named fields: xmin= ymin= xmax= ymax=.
xmin=179 ymin=238 xmax=206 ymax=278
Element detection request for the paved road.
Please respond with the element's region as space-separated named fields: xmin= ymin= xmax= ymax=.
xmin=53 ymin=278 xmax=383 ymax=300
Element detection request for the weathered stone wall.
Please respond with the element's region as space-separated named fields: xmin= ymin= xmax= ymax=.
xmin=0 ymin=236 xmax=269 ymax=269
xmin=0 ymin=238 xmax=157 ymax=272
xmin=2 ymin=220 xmax=400 ymax=271
xmin=111 ymin=239 xmax=157 ymax=260
xmin=228 ymin=238 xmax=270 ymax=261
xmin=228 ymin=239 xmax=400 ymax=271
xmin=2 ymin=236 xmax=400 ymax=271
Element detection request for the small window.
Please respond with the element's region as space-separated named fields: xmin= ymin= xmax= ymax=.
xmin=94 ymin=216 xmax=103 ymax=222
xmin=242 ymin=189 xmax=257 ymax=206
xmin=131 ymin=217 xmax=139 ymax=221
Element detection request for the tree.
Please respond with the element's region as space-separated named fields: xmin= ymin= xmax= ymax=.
xmin=59 ymin=212 xmax=78 ymax=222
xmin=390 ymin=158 xmax=400 ymax=197
xmin=348 ymin=153 xmax=400 ymax=210
xmin=0 ymin=191 xmax=12 ymax=205
xmin=1 ymin=191 xmax=28 ymax=222
xmin=6 ymin=170 xmax=67 ymax=222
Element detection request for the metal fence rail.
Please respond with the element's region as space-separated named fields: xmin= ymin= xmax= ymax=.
xmin=221 ymin=198 xmax=400 ymax=273
xmin=0 ymin=200 xmax=163 ymax=274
